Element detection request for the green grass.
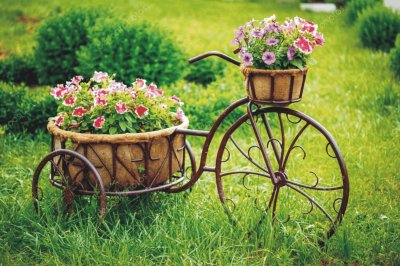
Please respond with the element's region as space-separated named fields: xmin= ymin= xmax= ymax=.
xmin=1 ymin=0 xmax=400 ymax=265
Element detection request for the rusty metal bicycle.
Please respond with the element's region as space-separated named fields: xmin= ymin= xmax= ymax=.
xmin=32 ymin=51 xmax=349 ymax=239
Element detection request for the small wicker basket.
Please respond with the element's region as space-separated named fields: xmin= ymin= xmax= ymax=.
xmin=241 ymin=65 xmax=308 ymax=105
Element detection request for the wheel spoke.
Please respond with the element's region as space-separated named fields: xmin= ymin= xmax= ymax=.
xmin=286 ymin=183 xmax=334 ymax=223
xmin=229 ymin=136 xmax=268 ymax=173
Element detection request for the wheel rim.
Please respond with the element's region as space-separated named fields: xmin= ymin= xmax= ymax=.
xmin=215 ymin=107 xmax=349 ymax=239
xmin=32 ymin=149 xmax=107 ymax=221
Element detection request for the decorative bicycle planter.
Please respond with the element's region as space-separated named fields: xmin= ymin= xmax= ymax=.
xmin=32 ymin=51 xmax=349 ymax=239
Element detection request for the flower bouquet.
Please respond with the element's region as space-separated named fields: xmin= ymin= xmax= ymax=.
xmin=232 ymin=15 xmax=324 ymax=104
xmin=48 ymin=72 xmax=188 ymax=190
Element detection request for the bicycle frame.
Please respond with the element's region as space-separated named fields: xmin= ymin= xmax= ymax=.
xmin=167 ymin=51 xmax=281 ymax=193
xmin=168 ymin=97 xmax=249 ymax=192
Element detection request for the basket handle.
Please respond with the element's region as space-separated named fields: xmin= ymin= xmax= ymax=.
xmin=188 ymin=51 xmax=240 ymax=66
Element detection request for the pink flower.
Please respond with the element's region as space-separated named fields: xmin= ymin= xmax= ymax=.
xmin=72 ymin=107 xmax=88 ymax=117
xmin=115 ymin=100 xmax=128 ymax=114
xmin=71 ymin=76 xmax=83 ymax=84
xmin=294 ymin=36 xmax=313 ymax=54
xmin=93 ymin=116 xmax=105 ymax=129
xmin=170 ymin=96 xmax=183 ymax=105
xmin=130 ymin=91 xmax=137 ymax=98
xmin=94 ymin=89 xmax=108 ymax=106
xmin=108 ymin=80 xmax=127 ymax=92
xmin=294 ymin=16 xmax=306 ymax=26
xmin=315 ymin=32 xmax=325 ymax=46
xmin=134 ymin=78 xmax=146 ymax=89
xmin=95 ymin=97 xmax=108 ymax=106
xmin=148 ymin=83 xmax=163 ymax=97
xmin=63 ymin=96 xmax=76 ymax=107
xmin=134 ymin=104 xmax=149 ymax=119
xmin=145 ymin=90 xmax=156 ymax=98
xmin=55 ymin=116 xmax=64 ymax=126
xmin=96 ymin=89 xmax=108 ymax=97
xmin=176 ymin=107 xmax=184 ymax=120
xmin=92 ymin=71 xmax=109 ymax=82
xmin=301 ymin=21 xmax=317 ymax=34
xmin=50 ymin=85 xmax=68 ymax=100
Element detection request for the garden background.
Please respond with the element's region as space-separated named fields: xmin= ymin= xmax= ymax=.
xmin=0 ymin=0 xmax=399 ymax=265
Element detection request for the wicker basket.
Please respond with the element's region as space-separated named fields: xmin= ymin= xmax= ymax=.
xmin=241 ymin=65 xmax=308 ymax=105
xmin=48 ymin=116 xmax=189 ymax=191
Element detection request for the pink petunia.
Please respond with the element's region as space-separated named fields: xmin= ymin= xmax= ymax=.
xmin=55 ymin=116 xmax=64 ymax=126
xmin=148 ymin=83 xmax=163 ymax=97
xmin=108 ymin=80 xmax=127 ymax=92
xmin=92 ymin=71 xmax=109 ymax=82
xmin=294 ymin=36 xmax=313 ymax=54
xmin=134 ymin=104 xmax=149 ymax=119
xmin=50 ymin=85 xmax=69 ymax=100
xmin=176 ymin=107 xmax=184 ymax=120
xmin=315 ymin=32 xmax=325 ymax=46
xmin=93 ymin=116 xmax=105 ymax=129
xmin=115 ymin=100 xmax=128 ymax=114
xmin=169 ymin=96 xmax=183 ymax=106
xmin=71 ymin=76 xmax=83 ymax=84
xmin=63 ymin=96 xmax=76 ymax=107
xmin=72 ymin=107 xmax=88 ymax=117
xmin=134 ymin=78 xmax=147 ymax=89
xmin=94 ymin=89 xmax=108 ymax=106
xmin=301 ymin=21 xmax=317 ymax=34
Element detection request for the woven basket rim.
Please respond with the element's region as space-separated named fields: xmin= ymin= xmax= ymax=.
xmin=241 ymin=65 xmax=308 ymax=75
xmin=48 ymin=115 xmax=189 ymax=144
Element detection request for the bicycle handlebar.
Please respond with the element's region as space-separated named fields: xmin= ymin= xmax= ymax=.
xmin=188 ymin=51 xmax=241 ymax=66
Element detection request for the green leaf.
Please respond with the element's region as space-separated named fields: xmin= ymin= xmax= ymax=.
xmin=290 ymin=58 xmax=304 ymax=70
xmin=119 ymin=121 xmax=127 ymax=132
xmin=109 ymin=126 xmax=117 ymax=134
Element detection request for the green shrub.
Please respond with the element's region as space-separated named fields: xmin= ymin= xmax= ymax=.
xmin=344 ymin=0 xmax=382 ymax=25
xmin=389 ymin=35 xmax=400 ymax=75
xmin=34 ymin=9 xmax=101 ymax=85
xmin=0 ymin=54 xmax=38 ymax=85
xmin=0 ymin=83 xmax=57 ymax=133
xmin=76 ymin=20 xmax=185 ymax=86
xmin=184 ymin=59 xmax=225 ymax=86
xmin=171 ymin=78 xmax=245 ymax=131
xmin=357 ymin=6 xmax=400 ymax=51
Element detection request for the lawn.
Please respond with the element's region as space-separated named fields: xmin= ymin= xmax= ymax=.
xmin=0 ymin=0 xmax=399 ymax=265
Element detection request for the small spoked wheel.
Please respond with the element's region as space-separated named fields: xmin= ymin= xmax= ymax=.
xmin=215 ymin=107 xmax=349 ymax=239
xmin=32 ymin=149 xmax=107 ymax=221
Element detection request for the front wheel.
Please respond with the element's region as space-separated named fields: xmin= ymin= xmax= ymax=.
xmin=215 ymin=107 xmax=349 ymax=239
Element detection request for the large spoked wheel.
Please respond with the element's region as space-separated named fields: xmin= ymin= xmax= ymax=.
xmin=32 ymin=149 xmax=107 ymax=221
xmin=215 ymin=107 xmax=349 ymax=239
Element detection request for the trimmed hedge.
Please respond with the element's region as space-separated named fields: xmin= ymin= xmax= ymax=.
xmin=344 ymin=0 xmax=383 ymax=25
xmin=0 ymin=54 xmax=38 ymax=85
xmin=76 ymin=20 xmax=185 ymax=86
xmin=356 ymin=6 xmax=400 ymax=51
xmin=0 ymin=83 xmax=57 ymax=133
xmin=34 ymin=8 xmax=101 ymax=85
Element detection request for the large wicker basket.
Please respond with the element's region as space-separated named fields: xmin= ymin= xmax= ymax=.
xmin=48 ymin=116 xmax=189 ymax=191
xmin=241 ymin=66 xmax=308 ymax=105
